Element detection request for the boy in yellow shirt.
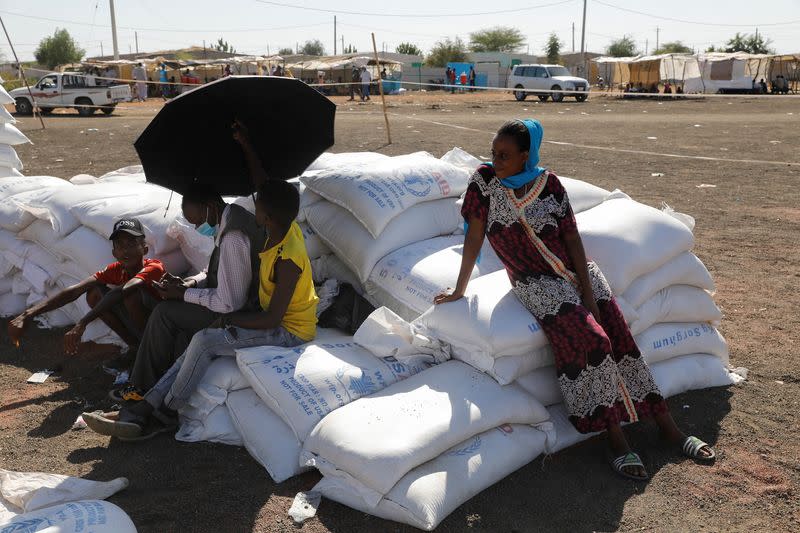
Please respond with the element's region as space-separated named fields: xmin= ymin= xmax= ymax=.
xmin=84 ymin=180 xmax=318 ymax=439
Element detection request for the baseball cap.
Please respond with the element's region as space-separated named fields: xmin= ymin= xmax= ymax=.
xmin=109 ymin=218 xmax=145 ymax=240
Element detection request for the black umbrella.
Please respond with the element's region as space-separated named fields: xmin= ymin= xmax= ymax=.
xmin=134 ymin=75 xmax=336 ymax=196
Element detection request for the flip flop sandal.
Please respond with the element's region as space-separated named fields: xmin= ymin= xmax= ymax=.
xmin=682 ymin=436 xmax=716 ymax=462
xmin=611 ymin=451 xmax=649 ymax=481
xmin=82 ymin=411 xmax=144 ymax=440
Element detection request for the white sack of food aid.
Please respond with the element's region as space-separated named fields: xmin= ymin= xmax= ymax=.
xmin=0 ymin=84 xmax=14 ymax=105
xmin=636 ymin=322 xmax=728 ymax=365
xmin=70 ymin=186 xmax=182 ymax=253
xmin=515 ymin=365 xmax=562 ymax=406
xmin=11 ymin=272 xmax=32 ymax=295
xmin=649 ymin=353 xmax=737 ymax=398
xmin=17 ymin=220 xmax=64 ymax=257
xmin=0 ymin=105 xmax=15 ymax=124
xmin=0 ymin=292 xmax=27 ymax=317
xmin=411 ymin=269 xmax=549 ymax=369
xmin=0 ymin=469 xmax=128 ymax=520
xmin=176 ymin=404 xmax=243 ymax=446
xmin=305 ymin=151 xmax=390 ymax=172
xmin=457 ymin=346 xmax=554 ymax=386
xmin=156 ymin=247 xmax=189 ymax=276
xmin=0 ymin=500 xmax=137 ymax=532
xmin=226 ymin=388 xmax=310 ymax=483
xmin=0 ymin=145 xmax=22 ymax=170
xmin=51 ymin=227 xmax=114 ymax=276
xmin=576 ymin=197 xmax=695 ymax=294
xmin=12 ymin=183 xmax=154 ymax=237
xmin=629 ymin=285 xmax=721 ymax=336
xmin=0 ymin=277 xmax=11 ymax=294
xmin=167 ymin=214 xmax=214 ymax=274
xmin=314 ymin=423 xmax=549 ymax=531
xmin=237 ymin=334 xmax=430 ymax=442
xmin=622 ymin=251 xmax=715 ymax=308
xmin=175 ymin=357 xmax=250 ymax=421
xmin=559 ymin=176 xmax=611 ymax=214
xmin=307 ymin=198 xmax=462 ymax=282
xmin=97 ymin=165 xmax=146 ymax=182
xmin=0 ymin=166 xmax=22 ymax=178
xmin=364 ymin=236 xmax=504 ymax=322
xmin=301 ymin=153 xmax=469 ymax=237
xmin=297 ymin=221 xmax=331 ymax=259
xmin=310 ymin=254 xmax=364 ymax=293
xmin=301 ymin=360 xmax=550 ymax=507
xmin=288 ymin=177 xmax=324 ymax=223
xmin=0 ymin=176 xmax=72 ymax=232
xmin=439 ymin=146 xmax=482 ymax=173
xmin=0 ymin=123 xmax=30 ymax=145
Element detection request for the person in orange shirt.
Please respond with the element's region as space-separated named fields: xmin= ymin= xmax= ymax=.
xmin=8 ymin=218 xmax=164 ymax=356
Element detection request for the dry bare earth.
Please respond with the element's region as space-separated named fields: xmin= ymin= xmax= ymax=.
xmin=3 ymin=92 xmax=799 ymax=532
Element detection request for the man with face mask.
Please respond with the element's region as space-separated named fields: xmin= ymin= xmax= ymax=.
xmin=115 ymin=187 xmax=265 ymax=402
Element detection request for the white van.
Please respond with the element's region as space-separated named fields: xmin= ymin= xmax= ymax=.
xmin=507 ymin=64 xmax=589 ymax=102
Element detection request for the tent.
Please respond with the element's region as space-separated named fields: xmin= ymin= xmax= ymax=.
xmin=592 ymin=54 xmax=702 ymax=92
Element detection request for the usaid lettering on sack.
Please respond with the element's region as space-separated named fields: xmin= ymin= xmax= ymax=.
xmin=300 ymin=153 xmax=469 ymax=238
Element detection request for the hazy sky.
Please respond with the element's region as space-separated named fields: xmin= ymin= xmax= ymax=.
xmin=3 ymin=0 xmax=799 ymax=61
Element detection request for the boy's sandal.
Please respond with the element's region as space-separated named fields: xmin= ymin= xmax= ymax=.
xmin=117 ymin=418 xmax=176 ymax=442
xmin=82 ymin=411 xmax=143 ymax=440
xmin=611 ymin=452 xmax=649 ymax=481
xmin=682 ymin=436 xmax=716 ymax=462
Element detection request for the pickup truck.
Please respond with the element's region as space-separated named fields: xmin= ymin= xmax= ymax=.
xmin=10 ymin=72 xmax=131 ymax=116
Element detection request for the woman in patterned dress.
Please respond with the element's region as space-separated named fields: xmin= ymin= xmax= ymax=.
xmin=434 ymin=119 xmax=715 ymax=479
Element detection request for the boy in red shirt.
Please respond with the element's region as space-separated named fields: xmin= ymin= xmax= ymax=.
xmin=8 ymin=218 xmax=164 ymax=356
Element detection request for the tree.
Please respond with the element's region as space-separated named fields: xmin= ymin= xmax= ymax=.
xmin=277 ymin=47 xmax=294 ymax=56
xmin=425 ymin=37 xmax=467 ymax=67
xmin=653 ymin=41 xmax=692 ymax=55
xmin=299 ymin=39 xmax=325 ymax=56
xmin=469 ymin=26 xmax=524 ymax=53
xmin=544 ymin=33 xmax=562 ymax=64
xmin=343 ymin=44 xmax=357 ymax=54
xmin=716 ymin=32 xmax=774 ymax=54
xmin=34 ymin=28 xmax=84 ymax=69
xmin=212 ymin=38 xmax=236 ymax=55
xmin=395 ymin=42 xmax=422 ymax=56
xmin=606 ymin=36 xmax=638 ymax=57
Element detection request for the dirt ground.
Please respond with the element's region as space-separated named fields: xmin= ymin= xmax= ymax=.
xmin=3 ymin=91 xmax=799 ymax=532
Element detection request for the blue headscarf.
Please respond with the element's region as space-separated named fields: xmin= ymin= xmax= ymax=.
xmin=488 ymin=118 xmax=547 ymax=189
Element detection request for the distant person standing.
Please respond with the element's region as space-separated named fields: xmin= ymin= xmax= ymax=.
xmin=360 ymin=66 xmax=372 ymax=101
xmin=224 ymin=64 xmax=232 ymax=77
xmin=380 ymin=67 xmax=388 ymax=80
xmin=132 ymin=63 xmax=147 ymax=102
xmin=469 ymin=66 xmax=476 ymax=91
xmin=348 ymin=65 xmax=360 ymax=101
xmin=759 ymin=78 xmax=768 ymax=94
xmin=445 ymin=67 xmax=451 ymax=91
xmin=448 ymin=67 xmax=456 ymax=93
xmin=459 ymin=70 xmax=467 ymax=92
xmin=159 ymin=64 xmax=169 ymax=99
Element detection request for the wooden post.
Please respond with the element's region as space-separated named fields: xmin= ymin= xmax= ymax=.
xmin=371 ymin=33 xmax=391 ymax=145
xmin=0 ymin=16 xmax=45 ymax=129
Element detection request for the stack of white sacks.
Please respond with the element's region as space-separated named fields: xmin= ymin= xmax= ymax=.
xmin=0 ymin=140 xmax=742 ymax=530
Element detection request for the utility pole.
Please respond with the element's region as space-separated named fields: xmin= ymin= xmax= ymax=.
xmin=645 ymin=38 xmax=648 ymax=55
xmin=100 ymin=42 xmax=104 ymax=57
xmin=572 ymin=22 xmax=575 ymax=53
xmin=135 ymin=31 xmax=139 ymax=54
xmin=334 ymin=16 xmax=337 ymax=55
xmin=655 ymin=26 xmax=659 ymax=53
xmin=341 ymin=35 xmax=344 ymax=53
xmin=109 ymin=0 xmax=120 ymax=60
xmin=580 ymin=0 xmax=587 ymax=75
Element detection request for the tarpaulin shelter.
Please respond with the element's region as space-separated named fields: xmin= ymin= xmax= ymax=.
xmin=285 ymin=55 xmax=402 ymax=85
xmin=695 ymin=52 xmax=772 ymax=93
xmin=767 ymin=53 xmax=799 ymax=92
xmin=592 ymin=54 xmax=701 ymax=92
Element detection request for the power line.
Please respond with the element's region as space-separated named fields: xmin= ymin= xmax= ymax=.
xmin=593 ymin=0 xmax=800 ymax=27
xmin=0 ymin=9 xmax=329 ymax=33
xmin=254 ymin=0 xmax=576 ymax=18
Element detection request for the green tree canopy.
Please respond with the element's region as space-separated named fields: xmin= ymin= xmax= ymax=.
xmin=212 ymin=38 xmax=236 ymax=54
xmin=716 ymin=32 xmax=774 ymax=54
xmin=653 ymin=41 xmax=692 ymax=55
xmin=606 ymin=36 xmax=638 ymax=57
xmin=343 ymin=44 xmax=357 ymax=54
xmin=469 ymin=26 xmax=525 ymax=53
xmin=425 ymin=37 xmax=467 ymax=67
xmin=34 ymin=28 xmax=84 ymax=69
xmin=544 ymin=33 xmax=562 ymax=64
xmin=277 ymin=47 xmax=294 ymax=56
xmin=396 ymin=42 xmax=422 ymax=56
xmin=300 ymin=39 xmax=325 ymax=56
